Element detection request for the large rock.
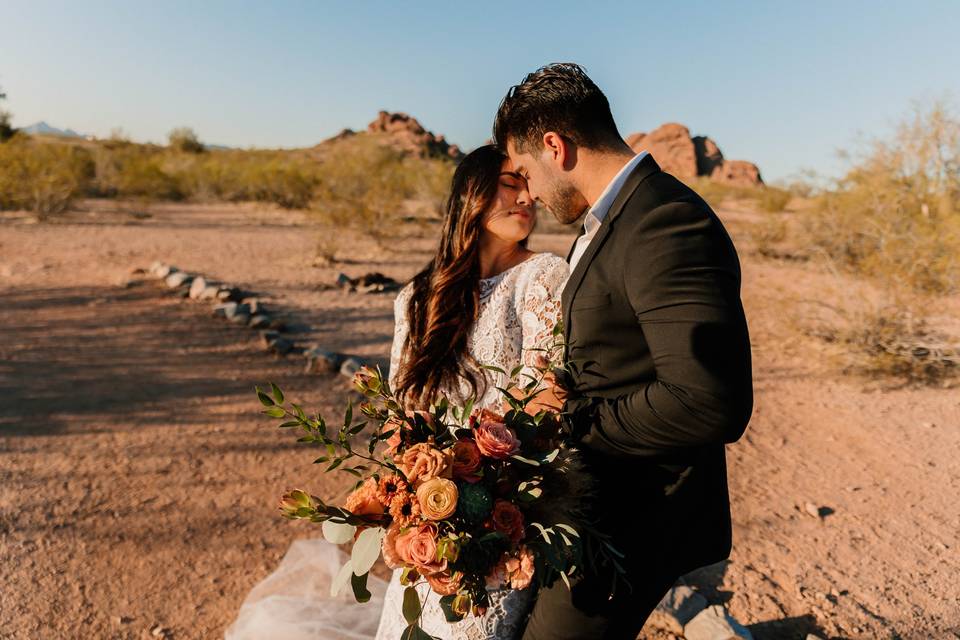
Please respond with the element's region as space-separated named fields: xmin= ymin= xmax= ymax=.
xmin=627 ymin=123 xmax=698 ymax=179
xmin=626 ymin=123 xmax=763 ymax=187
xmin=304 ymin=347 xmax=343 ymax=374
xmin=710 ymin=159 xmax=763 ymax=188
xmin=684 ymin=605 xmax=753 ymax=640
xmin=188 ymin=276 xmax=208 ymax=300
xmin=365 ymin=111 xmax=463 ymax=160
xmin=647 ymin=585 xmax=708 ymax=634
xmin=165 ymin=272 xmax=192 ymax=289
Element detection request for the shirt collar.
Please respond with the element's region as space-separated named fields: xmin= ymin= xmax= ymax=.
xmin=582 ymin=151 xmax=649 ymax=233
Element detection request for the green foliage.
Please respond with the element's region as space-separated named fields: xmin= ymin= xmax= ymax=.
xmin=804 ymin=99 xmax=960 ymax=295
xmin=757 ymin=186 xmax=792 ymax=212
xmin=0 ymin=136 xmax=94 ymax=216
xmin=0 ymin=85 xmax=15 ymax=142
xmin=167 ymin=126 xmax=205 ymax=153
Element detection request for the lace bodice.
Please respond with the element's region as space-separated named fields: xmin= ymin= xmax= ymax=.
xmin=377 ymin=252 xmax=568 ymax=640
xmin=388 ymin=252 xmax=569 ymax=410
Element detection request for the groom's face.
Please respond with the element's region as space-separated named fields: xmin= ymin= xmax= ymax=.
xmin=506 ymin=138 xmax=588 ymax=225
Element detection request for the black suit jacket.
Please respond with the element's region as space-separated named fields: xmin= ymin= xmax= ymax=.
xmin=561 ymin=154 xmax=753 ymax=579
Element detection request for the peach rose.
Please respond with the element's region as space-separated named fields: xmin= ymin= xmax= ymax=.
xmin=344 ymin=478 xmax=385 ymax=518
xmin=474 ymin=422 xmax=520 ymax=459
xmin=416 ymin=477 xmax=458 ymax=520
xmin=394 ymin=523 xmax=447 ymax=575
xmin=491 ymin=500 xmax=525 ymax=544
xmin=381 ymin=523 xmax=404 ymax=570
xmin=425 ymin=570 xmax=463 ymax=596
xmin=397 ymin=443 xmax=452 ymax=487
xmin=505 ymin=546 xmax=535 ymax=589
xmin=451 ymin=439 xmax=483 ymax=483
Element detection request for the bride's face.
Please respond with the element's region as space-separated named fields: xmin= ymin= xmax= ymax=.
xmin=481 ymin=159 xmax=536 ymax=244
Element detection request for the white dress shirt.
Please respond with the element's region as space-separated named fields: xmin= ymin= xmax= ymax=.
xmin=567 ymin=151 xmax=649 ymax=272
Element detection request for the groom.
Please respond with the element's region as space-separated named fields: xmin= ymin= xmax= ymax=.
xmin=494 ymin=64 xmax=754 ymax=639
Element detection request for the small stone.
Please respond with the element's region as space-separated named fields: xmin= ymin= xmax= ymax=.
xmin=259 ymin=330 xmax=279 ymax=348
xmin=339 ymin=357 xmax=363 ymax=378
xmin=648 ymin=585 xmax=708 ymax=633
xmin=684 ymin=605 xmax=753 ymax=640
xmin=150 ymin=625 xmax=168 ymax=638
xmin=267 ymin=337 xmax=294 ymax=356
xmin=148 ymin=261 xmax=164 ymax=275
xmin=199 ymin=285 xmax=220 ymax=300
xmin=336 ymin=273 xmax=352 ymax=289
xmin=229 ymin=311 xmax=251 ymax=325
xmin=304 ymin=347 xmax=343 ymax=374
xmin=154 ymin=264 xmax=177 ymax=278
xmin=130 ymin=267 xmax=146 ymax=275
xmin=249 ymin=314 xmax=271 ymax=329
xmin=216 ymin=287 xmax=242 ymax=302
xmin=213 ymin=302 xmax=238 ymax=319
xmin=241 ymin=297 xmax=265 ymax=315
xmin=165 ymin=272 xmax=192 ymax=289
xmin=188 ymin=276 xmax=208 ymax=299
xmin=804 ymin=502 xmax=821 ymax=518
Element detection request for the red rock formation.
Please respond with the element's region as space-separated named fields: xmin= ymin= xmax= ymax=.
xmin=627 ymin=123 xmax=762 ymax=187
xmin=366 ymin=111 xmax=462 ymax=160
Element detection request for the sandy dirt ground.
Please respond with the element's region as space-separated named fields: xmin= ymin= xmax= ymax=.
xmin=1 ymin=200 xmax=958 ymax=640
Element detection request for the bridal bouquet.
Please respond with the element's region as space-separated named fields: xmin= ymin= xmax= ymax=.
xmin=258 ymin=347 xmax=620 ymax=638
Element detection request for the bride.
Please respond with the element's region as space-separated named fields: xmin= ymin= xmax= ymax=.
xmin=227 ymin=145 xmax=568 ymax=640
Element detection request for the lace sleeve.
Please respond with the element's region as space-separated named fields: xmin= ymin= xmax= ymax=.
xmin=518 ymin=255 xmax=569 ymax=377
xmin=389 ymin=285 xmax=413 ymax=389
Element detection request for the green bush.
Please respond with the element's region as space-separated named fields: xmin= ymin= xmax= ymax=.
xmin=0 ymin=136 xmax=94 ymax=216
xmin=168 ymin=127 xmax=205 ymax=154
xmin=757 ymin=186 xmax=792 ymax=212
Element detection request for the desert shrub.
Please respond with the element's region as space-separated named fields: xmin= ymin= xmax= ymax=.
xmin=93 ymin=145 xmax=183 ymax=200
xmin=804 ymin=100 xmax=960 ymax=294
xmin=168 ymin=127 xmax=205 ymax=154
xmin=0 ymin=136 xmax=94 ymax=216
xmin=757 ymin=186 xmax=792 ymax=212
xmin=812 ymin=303 xmax=959 ymax=386
xmin=0 ymin=85 xmax=15 ymax=141
xmin=312 ymin=137 xmax=451 ymax=245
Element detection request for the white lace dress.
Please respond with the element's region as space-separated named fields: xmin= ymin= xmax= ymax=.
xmin=225 ymin=252 xmax=568 ymax=640
xmin=375 ymin=252 xmax=568 ymax=640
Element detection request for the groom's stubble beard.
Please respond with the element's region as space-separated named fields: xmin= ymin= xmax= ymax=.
xmin=543 ymin=178 xmax=589 ymax=225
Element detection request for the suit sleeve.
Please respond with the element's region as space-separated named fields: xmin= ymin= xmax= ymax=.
xmin=569 ymin=201 xmax=753 ymax=456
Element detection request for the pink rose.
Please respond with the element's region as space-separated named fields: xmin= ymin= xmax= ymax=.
xmin=394 ymin=523 xmax=447 ymax=575
xmin=381 ymin=523 xmax=405 ymax=570
xmin=474 ymin=421 xmax=520 ymax=460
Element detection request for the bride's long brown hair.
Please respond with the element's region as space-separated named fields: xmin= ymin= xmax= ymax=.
xmin=395 ymin=145 xmax=515 ymax=408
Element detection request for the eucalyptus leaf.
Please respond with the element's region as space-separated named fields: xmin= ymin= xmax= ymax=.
xmin=351 ymin=527 xmax=386 ymax=575
xmin=256 ymin=388 xmax=274 ymax=407
xmin=402 ymin=586 xmax=421 ymax=625
xmin=264 ymin=406 xmax=286 ymax=418
xmin=322 ymin=520 xmax=356 ymax=544
xmin=350 ymin=571 xmax=372 ymax=603
xmin=330 ymin=558 xmax=354 ymax=597
xmin=400 ymin=625 xmax=434 ymax=640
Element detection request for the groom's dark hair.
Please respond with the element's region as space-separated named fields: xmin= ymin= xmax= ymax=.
xmin=493 ymin=63 xmax=623 ymax=153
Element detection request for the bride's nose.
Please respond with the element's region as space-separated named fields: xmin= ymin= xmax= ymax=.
xmin=516 ymin=186 xmax=533 ymax=207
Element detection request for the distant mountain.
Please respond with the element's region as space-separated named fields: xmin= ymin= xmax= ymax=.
xmin=22 ymin=121 xmax=87 ymax=138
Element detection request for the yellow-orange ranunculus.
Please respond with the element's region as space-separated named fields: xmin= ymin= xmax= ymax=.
xmin=416 ymin=477 xmax=459 ymax=520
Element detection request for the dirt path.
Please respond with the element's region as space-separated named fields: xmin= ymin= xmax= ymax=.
xmin=1 ymin=202 xmax=957 ymax=639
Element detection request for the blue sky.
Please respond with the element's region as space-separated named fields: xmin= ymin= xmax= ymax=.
xmin=1 ymin=1 xmax=958 ymax=182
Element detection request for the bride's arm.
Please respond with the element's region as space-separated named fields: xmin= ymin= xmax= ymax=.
xmin=517 ymin=256 xmax=569 ymax=409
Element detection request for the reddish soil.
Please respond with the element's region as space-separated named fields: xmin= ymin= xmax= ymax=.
xmin=1 ymin=200 xmax=957 ymax=639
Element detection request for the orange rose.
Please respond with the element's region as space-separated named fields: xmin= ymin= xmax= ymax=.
xmin=425 ymin=571 xmax=463 ymax=596
xmin=394 ymin=523 xmax=447 ymax=575
xmin=344 ymin=478 xmax=384 ymax=518
xmin=491 ymin=500 xmax=525 ymax=543
xmin=397 ymin=443 xmax=452 ymax=487
xmin=474 ymin=422 xmax=520 ymax=459
xmin=451 ymin=439 xmax=483 ymax=483
xmin=416 ymin=477 xmax=458 ymax=520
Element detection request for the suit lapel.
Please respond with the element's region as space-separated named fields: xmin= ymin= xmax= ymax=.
xmin=561 ymin=154 xmax=661 ymax=342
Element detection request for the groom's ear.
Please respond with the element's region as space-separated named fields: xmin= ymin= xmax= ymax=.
xmin=543 ymin=132 xmax=575 ymax=172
